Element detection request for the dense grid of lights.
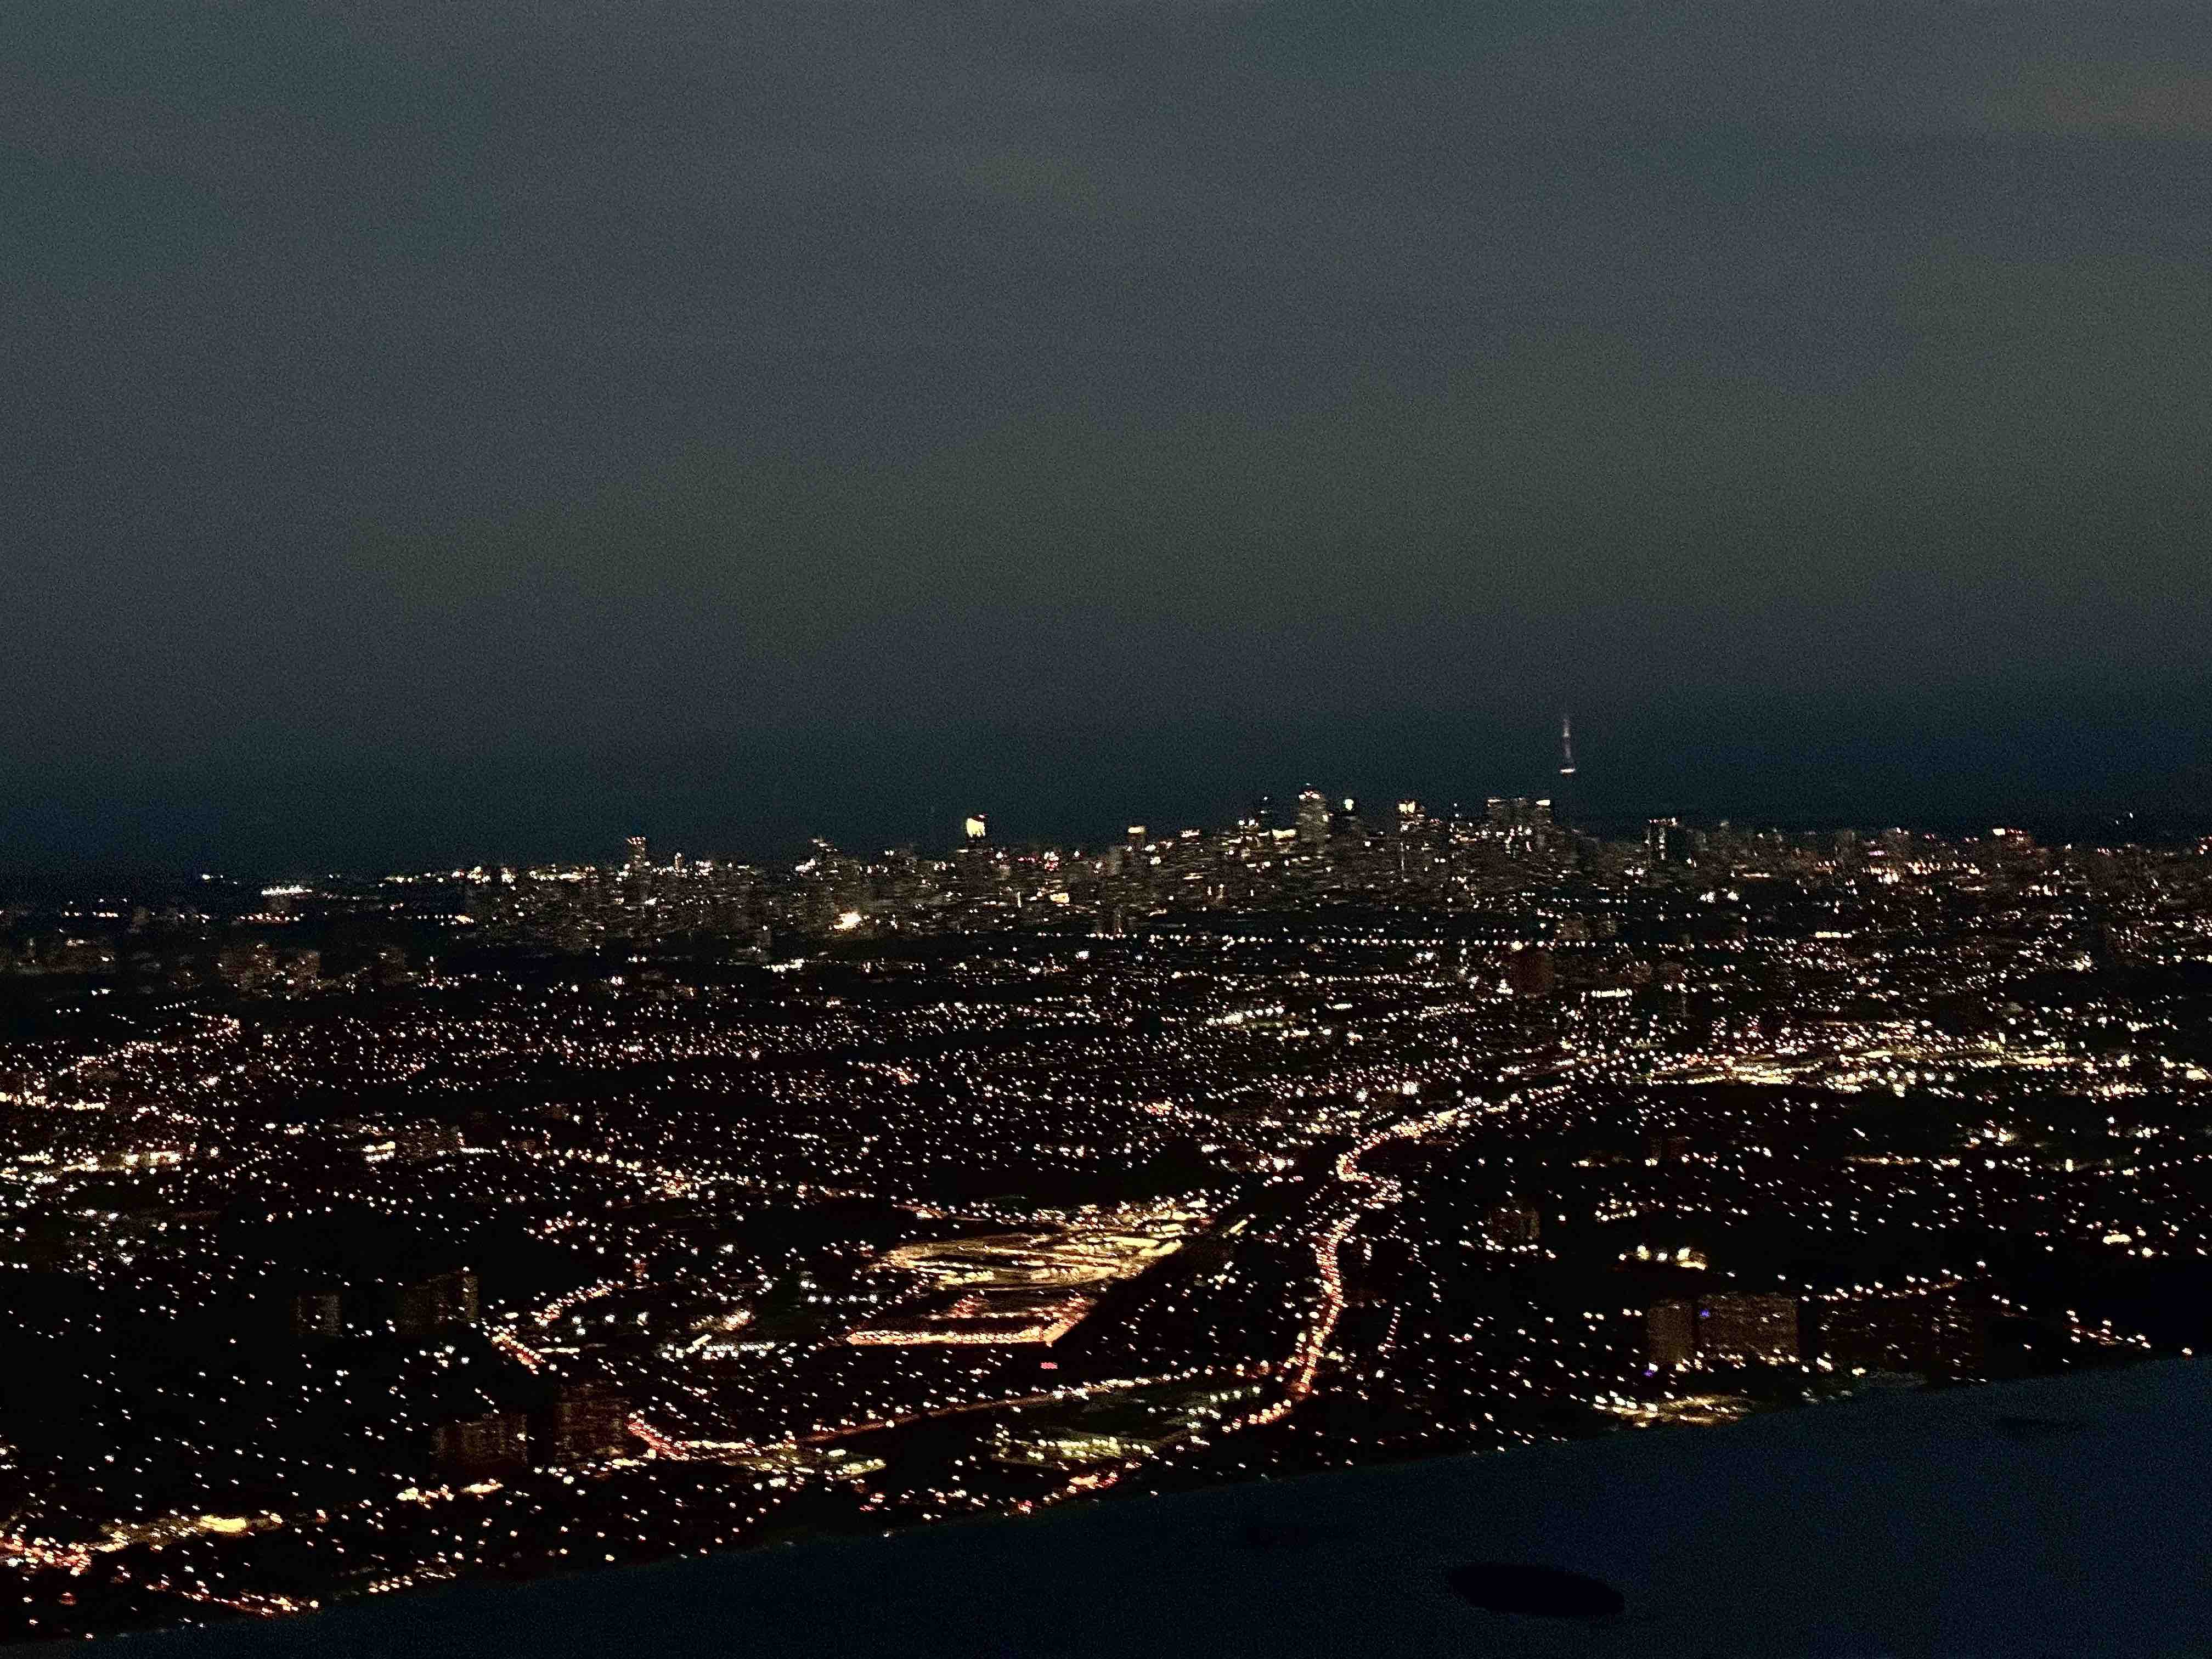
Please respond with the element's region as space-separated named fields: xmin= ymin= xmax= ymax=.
xmin=2 ymin=811 xmax=2210 ymax=1638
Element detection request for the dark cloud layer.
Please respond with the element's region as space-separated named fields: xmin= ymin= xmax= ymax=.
xmin=5 ymin=0 xmax=2209 ymax=871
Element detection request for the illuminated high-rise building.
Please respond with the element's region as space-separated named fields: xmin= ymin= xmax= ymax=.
xmin=1648 ymin=1300 xmax=1697 ymax=1368
xmin=964 ymin=814 xmax=989 ymax=843
xmin=1698 ymin=1294 xmax=1800 ymax=1364
xmin=1649 ymin=1293 xmax=1800 ymax=1367
xmin=1486 ymin=797 xmax=1554 ymax=832
xmin=1819 ymin=1290 xmax=1987 ymax=1374
xmin=531 ymin=1382 xmax=631 ymax=1466
xmin=1296 ymin=788 xmax=1329 ymax=850
xmin=621 ymin=835 xmax=652 ymax=918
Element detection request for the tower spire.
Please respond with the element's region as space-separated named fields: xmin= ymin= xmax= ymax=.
xmin=1559 ymin=712 xmax=1577 ymax=777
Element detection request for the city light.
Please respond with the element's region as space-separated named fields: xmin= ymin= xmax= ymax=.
xmin=0 ymin=802 xmax=2207 ymax=1639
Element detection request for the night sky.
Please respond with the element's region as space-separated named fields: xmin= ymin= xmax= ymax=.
xmin=7 ymin=1 xmax=2209 ymax=875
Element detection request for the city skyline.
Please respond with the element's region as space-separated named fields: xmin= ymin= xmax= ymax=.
xmin=4 ymin=765 xmax=2209 ymax=1642
xmin=9 ymin=0 xmax=2211 ymax=887
xmin=8 ymin=0 xmax=2210 ymax=1643
xmin=9 ymin=681 xmax=2210 ymax=884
